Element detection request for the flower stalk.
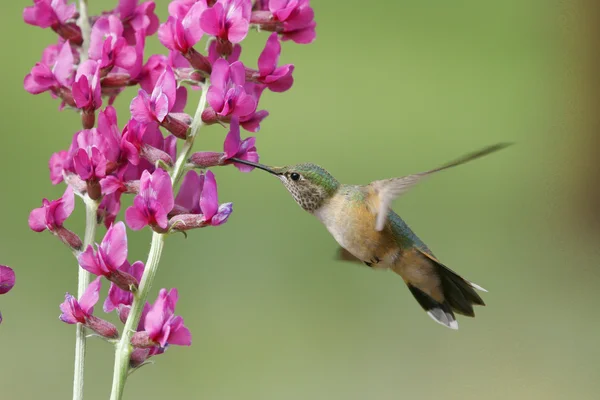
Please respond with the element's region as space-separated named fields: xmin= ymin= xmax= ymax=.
xmin=73 ymin=197 xmax=98 ymax=400
xmin=109 ymin=83 xmax=209 ymax=400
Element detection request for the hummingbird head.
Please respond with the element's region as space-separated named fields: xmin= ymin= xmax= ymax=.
xmin=230 ymin=159 xmax=340 ymax=212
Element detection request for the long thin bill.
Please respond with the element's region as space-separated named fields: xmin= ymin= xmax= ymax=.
xmin=229 ymin=158 xmax=279 ymax=175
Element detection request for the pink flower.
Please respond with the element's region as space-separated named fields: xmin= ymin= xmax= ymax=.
xmin=49 ymin=150 xmax=69 ymax=184
xmin=251 ymin=0 xmax=316 ymax=44
xmin=116 ymin=0 xmax=160 ymax=44
xmin=23 ymin=0 xmax=82 ymax=44
xmin=125 ymin=168 xmax=174 ymax=231
xmin=139 ymin=54 xmax=168 ymax=93
xmin=59 ymin=277 xmax=118 ymax=338
xmin=130 ymin=66 xmax=190 ymax=138
xmin=89 ymin=16 xmax=137 ymax=74
xmin=29 ymin=186 xmax=74 ymax=233
xmin=158 ymin=2 xmax=206 ymax=53
xmin=24 ymin=41 xmax=75 ymax=106
xmin=0 ymin=265 xmax=15 ymax=295
xmin=103 ymin=261 xmax=145 ymax=318
xmin=121 ymin=119 xmax=172 ymax=167
xmin=168 ymin=170 xmax=233 ymax=228
xmin=23 ymin=0 xmax=76 ymax=28
xmin=207 ymin=40 xmax=241 ymax=64
xmin=132 ymin=288 xmax=191 ymax=348
xmin=223 ymin=117 xmax=258 ymax=171
xmin=72 ymin=60 xmax=103 ymax=127
xmin=205 ymin=59 xmax=256 ymax=119
xmin=78 ymin=222 xmax=140 ymax=291
xmin=254 ymin=33 xmax=294 ymax=92
xmin=200 ymin=0 xmax=252 ymax=44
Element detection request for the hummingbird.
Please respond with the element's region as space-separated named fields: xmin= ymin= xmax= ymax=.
xmin=230 ymin=143 xmax=510 ymax=329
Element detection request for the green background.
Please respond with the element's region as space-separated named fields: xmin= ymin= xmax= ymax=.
xmin=1 ymin=1 xmax=597 ymax=399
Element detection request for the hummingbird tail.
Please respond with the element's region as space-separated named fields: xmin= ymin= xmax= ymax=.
xmin=398 ymin=248 xmax=487 ymax=330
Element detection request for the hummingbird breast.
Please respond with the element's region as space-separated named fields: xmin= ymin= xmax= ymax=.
xmin=313 ymin=185 xmax=400 ymax=266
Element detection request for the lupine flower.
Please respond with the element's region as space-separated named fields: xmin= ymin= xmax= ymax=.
xmin=49 ymin=150 xmax=69 ymax=184
xmin=104 ymin=261 xmax=145 ymax=322
xmin=158 ymin=1 xmax=205 ymax=53
xmin=23 ymin=0 xmax=82 ymax=44
xmin=78 ymin=222 xmax=140 ymax=292
xmin=59 ymin=277 xmax=119 ymax=338
xmin=125 ymin=168 xmax=174 ymax=231
xmin=24 ymin=41 xmax=75 ymax=107
xmin=131 ymin=288 xmax=191 ymax=348
xmin=139 ymin=54 xmax=169 ymax=93
xmin=168 ymin=170 xmax=232 ymax=229
xmin=130 ymin=66 xmax=191 ymax=138
xmin=115 ymin=0 xmax=160 ymax=44
xmin=204 ymin=59 xmax=256 ymax=121
xmin=252 ymin=32 xmax=294 ymax=92
xmin=200 ymin=0 xmax=252 ymax=45
xmin=121 ymin=119 xmax=172 ymax=167
xmin=72 ymin=60 xmax=103 ymax=128
xmin=0 ymin=265 xmax=15 ymax=295
xmin=207 ymin=40 xmax=241 ymax=63
xmin=251 ymin=0 xmax=316 ymax=44
xmin=29 ymin=186 xmax=82 ymax=249
xmin=223 ymin=117 xmax=258 ymax=171
xmin=89 ymin=16 xmax=137 ymax=74
xmin=0 ymin=265 xmax=15 ymax=324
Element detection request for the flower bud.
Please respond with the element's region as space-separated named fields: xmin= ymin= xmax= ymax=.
xmin=184 ymin=48 xmax=212 ymax=76
xmin=108 ymin=270 xmax=139 ymax=292
xmin=131 ymin=331 xmax=155 ymax=348
xmin=161 ymin=114 xmax=190 ymax=139
xmin=188 ymin=152 xmax=225 ymax=169
xmin=141 ymin=144 xmax=173 ymax=167
xmin=86 ymin=315 xmax=119 ymax=339
xmin=54 ymin=226 xmax=83 ymax=251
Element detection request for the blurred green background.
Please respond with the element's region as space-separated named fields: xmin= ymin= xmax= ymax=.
xmin=1 ymin=1 xmax=598 ymax=399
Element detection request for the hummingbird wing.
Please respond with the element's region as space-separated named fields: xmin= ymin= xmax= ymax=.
xmin=370 ymin=143 xmax=511 ymax=231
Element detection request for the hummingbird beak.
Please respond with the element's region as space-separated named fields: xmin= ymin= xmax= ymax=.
xmin=229 ymin=158 xmax=281 ymax=175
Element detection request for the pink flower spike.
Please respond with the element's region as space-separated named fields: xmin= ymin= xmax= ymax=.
xmin=223 ymin=117 xmax=259 ymax=172
xmin=0 ymin=266 xmax=15 ymax=295
xmin=141 ymin=288 xmax=191 ymax=348
xmin=257 ymin=33 xmax=294 ymax=92
xmin=125 ymin=168 xmax=174 ymax=231
xmin=29 ymin=186 xmax=75 ymax=232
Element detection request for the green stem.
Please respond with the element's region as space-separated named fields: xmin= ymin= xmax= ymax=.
xmin=73 ymin=197 xmax=98 ymax=400
xmin=109 ymin=232 xmax=165 ymax=400
xmin=171 ymin=81 xmax=210 ymax=184
xmin=109 ymin=82 xmax=210 ymax=400
xmin=77 ymin=0 xmax=91 ymax=62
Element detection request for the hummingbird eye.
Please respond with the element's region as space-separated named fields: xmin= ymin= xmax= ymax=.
xmin=290 ymin=172 xmax=300 ymax=181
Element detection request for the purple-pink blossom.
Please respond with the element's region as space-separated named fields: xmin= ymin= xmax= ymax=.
xmin=89 ymin=15 xmax=137 ymax=74
xmin=104 ymin=261 xmax=145 ymax=322
xmin=29 ymin=186 xmax=74 ymax=233
xmin=125 ymin=168 xmax=174 ymax=231
xmin=223 ymin=117 xmax=258 ymax=171
xmin=169 ymin=170 xmax=233 ymax=228
xmin=200 ymin=0 xmax=252 ymax=44
xmin=78 ymin=222 xmax=140 ymax=291
xmin=23 ymin=0 xmax=82 ymax=44
xmin=24 ymin=41 xmax=75 ymax=107
xmin=130 ymin=66 xmax=190 ymax=138
xmin=59 ymin=277 xmax=118 ymax=338
xmin=205 ymin=59 xmax=256 ymax=120
xmin=254 ymin=32 xmax=294 ymax=92
xmin=116 ymin=0 xmax=160 ymax=44
xmin=0 ymin=265 xmax=15 ymax=295
xmin=132 ymin=288 xmax=191 ymax=348
xmin=251 ymin=0 xmax=316 ymax=44
xmin=158 ymin=2 xmax=206 ymax=53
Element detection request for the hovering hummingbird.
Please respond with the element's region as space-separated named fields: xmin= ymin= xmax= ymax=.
xmin=231 ymin=143 xmax=510 ymax=329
